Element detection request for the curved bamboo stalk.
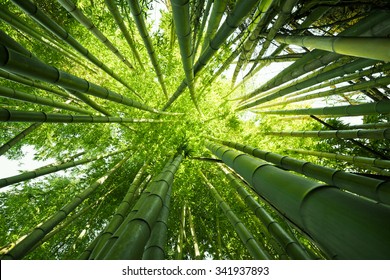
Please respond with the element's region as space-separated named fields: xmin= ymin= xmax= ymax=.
xmin=200 ymin=171 xmax=271 ymax=260
xmin=88 ymin=164 xmax=148 ymax=259
xmin=0 ymin=147 xmax=131 ymax=189
xmin=162 ymin=0 xmax=260 ymax=110
xmin=0 ymin=7 xmax=94 ymax=71
xmin=11 ymin=0 xmax=140 ymax=97
xmin=104 ymin=0 xmax=143 ymax=69
xmin=246 ymin=0 xmax=298 ymax=78
xmin=0 ymin=85 xmax=93 ymax=114
xmin=0 ymin=69 xmax=74 ymax=100
xmin=142 ymin=183 xmax=172 ymax=259
xmin=192 ymin=0 xmax=212 ymax=60
xmin=240 ymin=11 xmax=390 ymax=102
xmin=206 ymin=141 xmax=390 ymax=259
xmin=0 ymin=123 xmax=42 ymax=156
xmin=274 ymin=35 xmax=390 ymax=62
xmin=221 ymin=167 xmax=312 ymax=259
xmin=263 ymin=128 xmax=390 ymax=140
xmin=231 ymin=0 xmax=276 ymax=87
xmin=237 ymin=58 xmax=377 ymax=110
xmin=57 ymin=0 xmax=135 ymax=71
xmin=1 ymin=153 xmax=131 ymax=260
xmin=289 ymin=149 xmax=390 ymax=171
xmin=171 ymin=0 xmax=201 ymax=114
xmin=0 ymin=108 xmax=168 ymax=124
xmin=215 ymin=139 xmax=390 ymax=204
xmin=101 ymin=154 xmax=183 ymax=259
xmin=253 ymin=100 xmax=390 ymax=116
xmin=200 ymin=0 xmax=227 ymax=55
xmin=127 ymin=0 xmax=168 ymax=98
xmin=251 ymin=75 xmax=390 ymax=110
xmin=0 ymin=44 xmax=172 ymax=114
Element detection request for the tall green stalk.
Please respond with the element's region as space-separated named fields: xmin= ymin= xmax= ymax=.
xmin=1 ymin=153 xmax=131 ymax=260
xmin=0 ymin=148 xmax=130 ymax=189
xmin=200 ymin=171 xmax=271 ymax=260
xmin=57 ymin=0 xmax=135 ymax=71
xmin=101 ymin=154 xmax=183 ymax=259
xmin=0 ymin=123 xmax=42 ymax=156
xmin=127 ymin=0 xmax=168 ymax=98
xmin=206 ymin=141 xmax=390 ymax=259
xmin=11 ymin=0 xmax=139 ymax=96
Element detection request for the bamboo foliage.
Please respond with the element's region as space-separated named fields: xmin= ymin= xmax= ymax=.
xmin=206 ymin=141 xmax=390 ymax=259
xmin=127 ymin=0 xmax=168 ymax=98
xmin=1 ymin=153 xmax=131 ymax=260
xmin=11 ymin=0 xmax=139 ymax=96
xmin=57 ymin=0 xmax=135 ymax=70
xmin=0 ymin=148 xmax=131 ymax=189
xmin=200 ymin=171 xmax=271 ymax=260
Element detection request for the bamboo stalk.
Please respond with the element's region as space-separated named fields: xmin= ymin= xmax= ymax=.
xmin=58 ymin=0 xmax=135 ymax=71
xmin=0 ymin=123 xmax=42 ymax=156
xmin=1 ymin=153 xmax=131 ymax=260
xmin=0 ymin=148 xmax=131 ymax=189
xmin=215 ymin=139 xmax=390 ymax=204
xmin=274 ymin=35 xmax=390 ymax=62
xmin=206 ymin=141 xmax=390 ymax=259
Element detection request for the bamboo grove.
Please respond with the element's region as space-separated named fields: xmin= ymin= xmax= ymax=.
xmin=0 ymin=0 xmax=389 ymax=260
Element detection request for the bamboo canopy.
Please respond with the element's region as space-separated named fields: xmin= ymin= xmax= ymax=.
xmin=1 ymin=0 xmax=390 ymax=261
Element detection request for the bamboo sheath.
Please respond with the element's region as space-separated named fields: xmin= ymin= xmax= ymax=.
xmin=200 ymin=171 xmax=271 ymax=260
xmin=0 ymin=148 xmax=131 ymax=189
xmin=215 ymin=139 xmax=390 ymax=204
xmin=1 ymin=153 xmax=131 ymax=260
xmin=222 ymin=168 xmax=312 ymax=259
xmin=206 ymin=141 xmax=390 ymax=259
xmin=57 ymin=0 xmax=135 ymax=71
